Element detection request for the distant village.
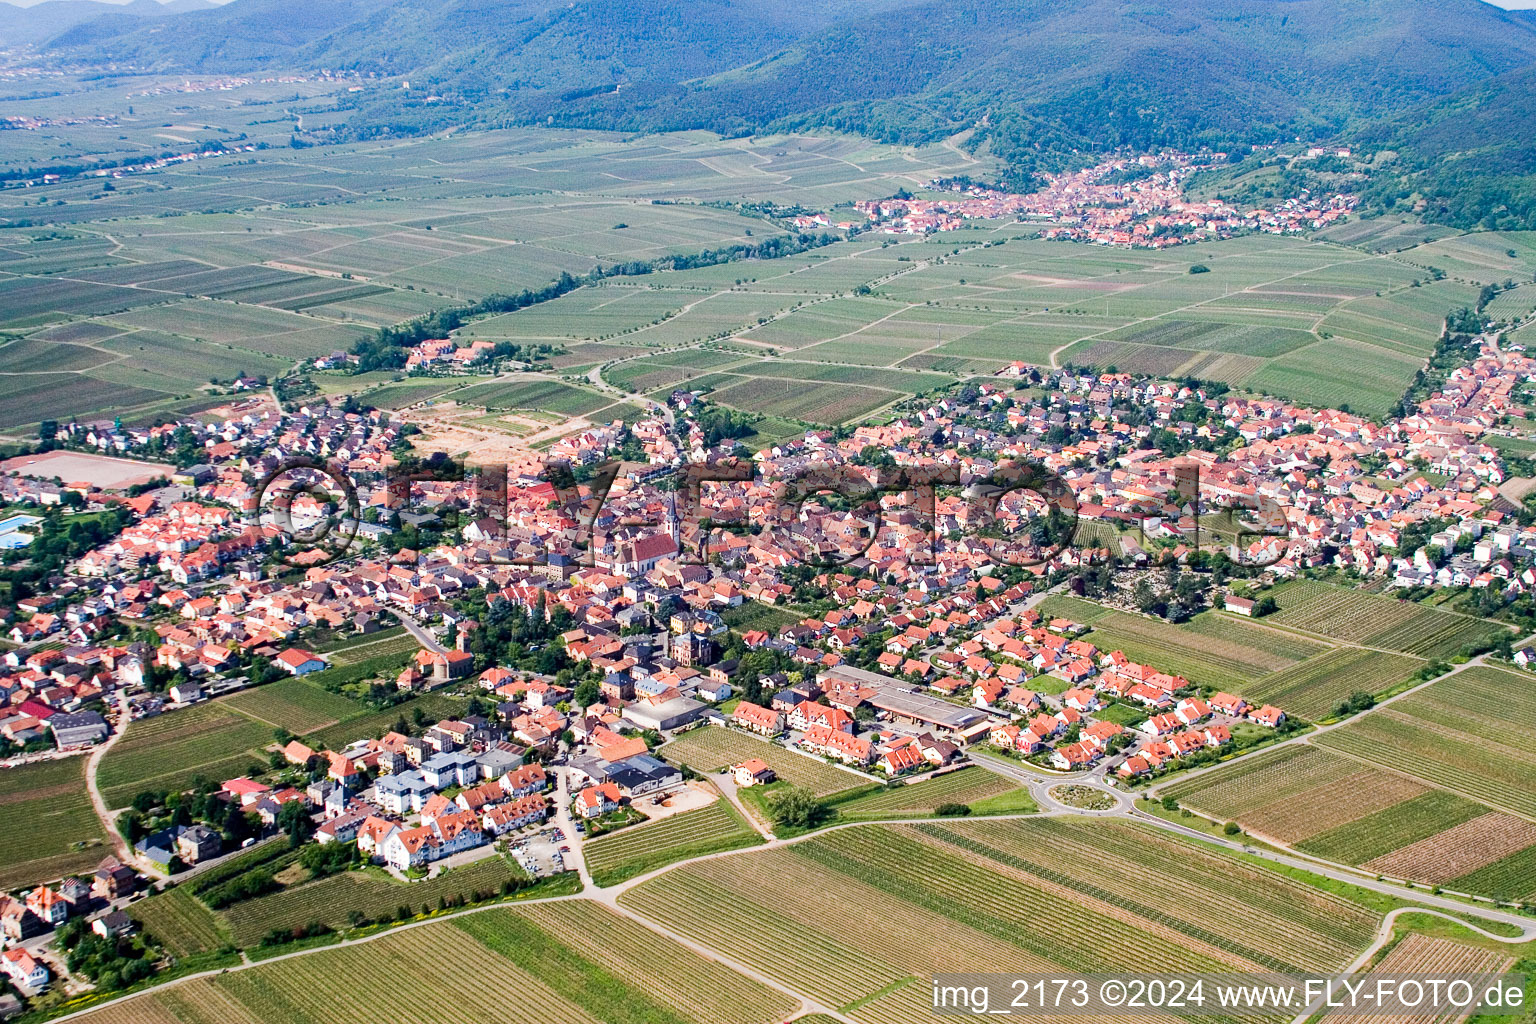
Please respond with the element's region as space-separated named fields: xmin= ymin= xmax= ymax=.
xmin=843 ymin=149 xmax=1358 ymax=246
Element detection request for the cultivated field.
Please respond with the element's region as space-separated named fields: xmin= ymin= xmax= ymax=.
xmin=621 ymin=818 xmax=1379 ymax=1018
xmin=1322 ymin=934 xmax=1515 ymax=1024
xmin=96 ymin=702 xmax=274 ymax=808
xmin=1266 ymin=581 xmax=1508 ymax=658
xmin=1314 ymin=666 xmax=1536 ymax=817
xmin=301 ymin=692 xmax=465 ymax=750
xmin=582 ymin=798 xmax=761 ymax=887
xmin=1165 ymin=693 xmax=1536 ymax=901
xmin=661 ymin=727 xmax=868 ymax=797
xmin=1296 ymin=789 xmax=1487 ymax=866
xmin=1078 ymin=608 xmax=1315 ymax=685
xmin=829 ymin=768 xmax=1032 ymax=819
xmin=217 ymin=856 xmax=522 ymax=947
xmin=0 ymin=756 xmax=112 ymax=889
xmin=220 ymin=679 xmax=369 ymax=734
xmin=4 ymin=112 xmax=1517 ymax=431
xmin=78 ymin=901 xmax=795 ymax=1024
xmin=130 ymin=886 xmax=231 ymax=957
xmin=1162 ymin=745 xmax=1433 ymax=843
xmin=1240 ymin=646 xmax=1423 ymax=721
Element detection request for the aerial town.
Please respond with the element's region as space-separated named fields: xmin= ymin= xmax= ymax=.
xmin=0 ymin=266 xmax=1530 ymax=1009
xmin=852 ymin=150 xmax=1359 ymax=245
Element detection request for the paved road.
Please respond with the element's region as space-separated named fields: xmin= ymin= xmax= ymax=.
xmin=393 ymin=609 xmax=447 ymax=655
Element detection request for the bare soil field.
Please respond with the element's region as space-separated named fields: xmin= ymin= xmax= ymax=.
xmin=0 ymin=450 xmax=175 ymax=489
xmin=1362 ymin=812 xmax=1536 ymax=885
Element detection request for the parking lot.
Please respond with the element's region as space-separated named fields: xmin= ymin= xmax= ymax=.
xmin=508 ymin=827 xmax=567 ymax=877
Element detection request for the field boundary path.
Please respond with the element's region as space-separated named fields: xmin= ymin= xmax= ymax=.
xmin=1289 ymin=906 xmax=1534 ymax=1024
xmin=84 ymin=690 xmax=135 ymax=866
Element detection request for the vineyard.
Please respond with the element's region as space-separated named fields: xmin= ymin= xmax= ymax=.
xmin=220 ymin=678 xmax=368 ymax=734
xmin=1448 ymin=843 xmax=1536 ymax=901
xmin=217 ymin=857 xmax=522 ymax=946
xmin=1239 ymin=647 xmax=1422 ymax=721
xmin=1183 ymin=613 xmax=1331 ymax=662
xmin=1080 ymin=610 xmax=1299 ymax=685
xmin=1326 ymin=935 xmax=1514 ymax=1024
xmin=582 ymin=799 xmax=761 ymax=887
xmin=1162 ymin=745 xmax=1362 ymax=821
xmin=830 ymin=768 xmax=1031 ymax=819
xmin=1158 ymin=744 xmax=1446 ymax=844
xmin=97 ymin=701 xmax=274 ymax=808
xmin=130 ymin=887 xmax=231 ymax=957
xmin=300 ymin=692 xmax=465 ymax=751
xmin=1034 ymin=595 xmax=1114 ymax=625
xmin=661 ymin=728 xmax=868 ymax=796
xmin=1314 ymin=668 xmax=1536 ymax=818
xmin=1266 ymin=581 xmax=1507 ymax=658
xmin=1295 ymin=790 xmax=1486 ymax=865
xmin=458 ymin=904 xmax=795 ymax=1024
xmin=1362 ymin=812 xmax=1536 ymax=886
xmin=0 ymin=756 xmax=111 ymax=889
xmin=620 ymin=819 xmax=1380 ymax=1015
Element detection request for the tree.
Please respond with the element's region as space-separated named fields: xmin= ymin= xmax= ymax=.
xmin=767 ymin=786 xmax=826 ymax=830
xmin=277 ymin=799 xmax=314 ymax=846
xmin=573 ymin=678 xmax=600 ymax=708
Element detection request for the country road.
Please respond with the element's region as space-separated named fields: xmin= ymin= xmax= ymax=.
xmin=84 ymin=690 xmax=135 ymax=866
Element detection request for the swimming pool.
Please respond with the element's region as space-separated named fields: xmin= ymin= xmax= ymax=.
xmin=0 ymin=514 xmax=41 ymax=534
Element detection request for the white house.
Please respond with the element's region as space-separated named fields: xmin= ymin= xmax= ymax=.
xmin=274 ymin=648 xmax=326 ymax=676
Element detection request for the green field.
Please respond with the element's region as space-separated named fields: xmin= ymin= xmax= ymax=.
xmin=220 ymin=679 xmax=370 ymax=734
xmin=1239 ymin=646 xmax=1423 ymax=721
xmin=1164 ymin=713 xmax=1536 ymax=901
xmin=0 ymin=756 xmax=113 ymax=889
xmin=96 ymin=702 xmax=275 ymax=808
xmin=1266 ymin=580 xmax=1509 ymax=658
xmin=1295 ymin=790 xmax=1487 ymax=864
xmin=621 ymin=818 xmax=1380 ymax=1017
xmin=217 ymin=856 xmax=523 ymax=946
xmin=452 ymin=378 xmax=615 ymax=416
xmin=582 ymin=799 xmax=762 ymax=887
xmin=301 ymin=692 xmax=466 ymax=750
xmin=80 ymin=901 xmax=795 ymax=1024
xmin=661 ymin=727 xmax=869 ymax=797
xmin=829 ymin=769 xmax=1033 ymax=820
xmin=1314 ymin=666 xmax=1536 ymax=817
xmin=719 ymin=600 xmax=815 ymax=634
xmin=130 ymin=885 xmax=232 ymax=957
xmin=0 ymin=116 xmax=1507 ymax=430
xmin=1078 ymin=608 xmax=1316 ymax=686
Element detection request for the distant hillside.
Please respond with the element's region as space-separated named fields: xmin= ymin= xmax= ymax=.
xmin=1355 ymin=62 xmax=1536 ymax=231
xmin=0 ymin=0 xmax=211 ymax=47
xmin=36 ymin=0 xmax=1536 ymax=226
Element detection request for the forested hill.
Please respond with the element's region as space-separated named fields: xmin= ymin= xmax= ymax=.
xmin=1357 ymin=63 xmax=1536 ymax=231
xmin=0 ymin=0 xmax=211 ymax=47
xmin=38 ymin=0 xmax=1536 ymax=227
